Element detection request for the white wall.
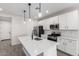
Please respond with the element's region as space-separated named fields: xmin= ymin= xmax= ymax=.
xmin=12 ymin=17 xmax=38 ymax=45
xmin=0 ymin=12 xmax=32 ymax=45
xmin=12 ymin=16 xmax=28 ymax=45
xmin=25 ymin=20 xmax=38 ymax=36
xmin=0 ymin=21 xmax=11 ymax=40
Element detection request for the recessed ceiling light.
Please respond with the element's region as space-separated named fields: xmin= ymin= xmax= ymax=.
xmin=46 ymin=10 xmax=48 ymax=13
xmin=0 ymin=8 xmax=3 ymax=11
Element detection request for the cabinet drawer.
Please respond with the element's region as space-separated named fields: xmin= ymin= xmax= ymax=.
xmin=67 ymin=39 xmax=78 ymax=55
xmin=67 ymin=47 xmax=78 ymax=55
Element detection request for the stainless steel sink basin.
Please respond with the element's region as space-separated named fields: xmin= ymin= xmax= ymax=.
xmin=34 ymin=38 xmax=42 ymax=41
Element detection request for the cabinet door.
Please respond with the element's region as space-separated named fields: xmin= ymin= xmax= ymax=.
xmin=59 ymin=14 xmax=67 ymax=29
xmin=66 ymin=10 xmax=78 ymax=30
xmin=58 ymin=37 xmax=78 ymax=55
xmin=44 ymin=19 xmax=50 ymax=30
xmin=57 ymin=38 xmax=65 ymax=51
xmin=63 ymin=39 xmax=68 ymax=53
xmin=42 ymin=16 xmax=58 ymax=30
xmin=38 ymin=19 xmax=48 ymax=30
xmin=67 ymin=40 xmax=78 ymax=55
xmin=38 ymin=20 xmax=44 ymax=26
xmin=52 ymin=16 xmax=59 ymax=24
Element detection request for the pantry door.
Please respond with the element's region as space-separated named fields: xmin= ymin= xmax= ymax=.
xmin=0 ymin=20 xmax=11 ymax=41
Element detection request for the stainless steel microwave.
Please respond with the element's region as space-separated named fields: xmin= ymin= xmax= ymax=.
xmin=50 ymin=24 xmax=59 ymax=30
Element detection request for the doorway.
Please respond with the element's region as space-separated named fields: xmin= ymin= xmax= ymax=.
xmin=0 ymin=17 xmax=12 ymax=41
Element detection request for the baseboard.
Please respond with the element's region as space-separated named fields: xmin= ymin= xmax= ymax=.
xmin=11 ymin=42 xmax=21 ymax=46
xmin=57 ymin=49 xmax=72 ymax=56
xmin=1 ymin=39 xmax=11 ymax=41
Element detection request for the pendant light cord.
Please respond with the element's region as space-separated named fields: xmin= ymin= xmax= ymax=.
xmin=29 ymin=5 xmax=31 ymax=18
xmin=39 ymin=3 xmax=41 ymax=12
xmin=24 ymin=10 xmax=26 ymax=21
xmin=28 ymin=3 xmax=31 ymax=19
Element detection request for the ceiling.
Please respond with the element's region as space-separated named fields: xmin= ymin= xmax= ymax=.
xmin=0 ymin=3 xmax=79 ymax=20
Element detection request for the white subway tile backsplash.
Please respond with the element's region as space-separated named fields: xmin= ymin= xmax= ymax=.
xmin=60 ymin=30 xmax=79 ymax=38
xmin=44 ymin=30 xmax=79 ymax=39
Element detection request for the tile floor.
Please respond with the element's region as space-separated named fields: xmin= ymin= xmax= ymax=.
xmin=0 ymin=39 xmax=69 ymax=56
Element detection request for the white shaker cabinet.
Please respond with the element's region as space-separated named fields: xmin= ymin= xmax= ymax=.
xmin=38 ymin=10 xmax=79 ymax=30
xmin=59 ymin=10 xmax=79 ymax=30
xmin=66 ymin=10 xmax=79 ymax=30
xmin=67 ymin=39 xmax=78 ymax=55
xmin=38 ymin=16 xmax=59 ymax=30
xmin=38 ymin=19 xmax=49 ymax=30
xmin=57 ymin=37 xmax=65 ymax=51
xmin=44 ymin=16 xmax=59 ymax=30
xmin=49 ymin=16 xmax=59 ymax=24
xmin=57 ymin=37 xmax=68 ymax=52
xmin=38 ymin=20 xmax=44 ymax=26
xmin=59 ymin=13 xmax=67 ymax=29
xmin=44 ymin=19 xmax=50 ymax=30
xmin=57 ymin=37 xmax=79 ymax=56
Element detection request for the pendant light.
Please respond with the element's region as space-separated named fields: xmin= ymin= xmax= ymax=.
xmin=38 ymin=3 xmax=42 ymax=17
xmin=28 ymin=3 xmax=31 ymax=22
xmin=23 ymin=10 xmax=26 ymax=24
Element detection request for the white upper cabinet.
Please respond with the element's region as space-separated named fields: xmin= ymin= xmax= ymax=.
xmin=38 ymin=20 xmax=44 ymax=26
xmin=57 ymin=37 xmax=78 ymax=56
xmin=51 ymin=16 xmax=59 ymax=24
xmin=66 ymin=10 xmax=79 ymax=30
xmin=38 ymin=10 xmax=79 ymax=30
xmin=45 ymin=16 xmax=59 ymax=30
xmin=38 ymin=19 xmax=49 ymax=30
xmin=38 ymin=16 xmax=59 ymax=30
xmin=43 ymin=19 xmax=49 ymax=30
xmin=59 ymin=10 xmax=79 ymax=30
xmin=59 ymin=13 xmax=67 ymax=29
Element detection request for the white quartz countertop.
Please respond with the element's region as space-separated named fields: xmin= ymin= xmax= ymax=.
xmin=18 ymin=36 xmax=58 ymax=56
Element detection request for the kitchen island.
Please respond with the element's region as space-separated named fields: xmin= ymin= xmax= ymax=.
xmin=18 ymin=35 xmax=58 ymax=56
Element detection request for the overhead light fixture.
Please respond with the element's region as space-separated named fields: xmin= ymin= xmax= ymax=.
xmin=38 ymin=12 xmax=42 ymax=17
xmin=28 ymin=3 xmax=32 ymax=22
xmin=23 ymin=10 xmax=26 ymax=24
xmin=29 ymin=18 xmax=31 ymax=22
xmin=23 ymin=3 xmax=32 ymax=23
xmin=24 ymin=21 xmax=26 ymax=24
xmin=23 ymin=3 xmax=44 ymax=21
xmin=37 ymin=3 xmax=42 ymax=17
xmin=46 ymin=10 xmax=48 ymax=13
xmin=0 ymin=8 xmax=3 ymax=11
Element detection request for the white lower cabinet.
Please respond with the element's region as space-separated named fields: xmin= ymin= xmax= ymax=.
xmin=57 ymin=38 xmax=65 ymax=51
xmin=67 ymin=40 xmax=78 ymax=55
xmin=57 ymin=37 xmax=78 ymax=56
